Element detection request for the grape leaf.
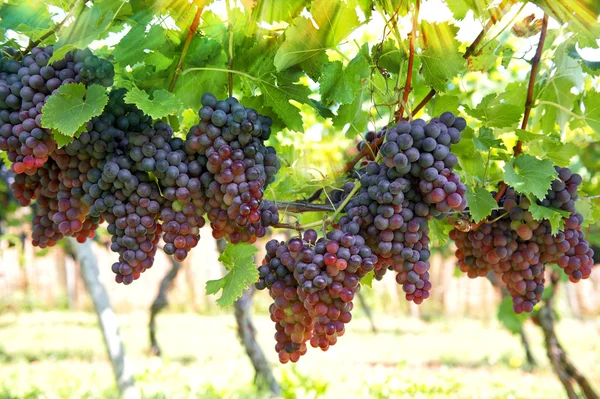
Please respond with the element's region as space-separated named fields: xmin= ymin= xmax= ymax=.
xmin=576 ymin=199 xmax=600 ymax=228
xmin=465 ymin=186 xmax=497 ymax=223
xmin=468 ymin=40 xmax=499 ymax=72
xmin=372 ymin=39 xmax=406 ymax=74
xmin=527 ymin=140 xmax=577 ymax=167
xmin=248 ymin=0 xmax=306 ymax=23
xmin=145 ymin=51 xmax=175 ymax=72
xmin=53 ymin=1 xmax=128 ymax=59
xmin=124 ymin=88 xmax=181 ymax=119
xmin=418 ymin=22 xmax=464 ymax=92
xmin=527 ymin=200 xmax=569 ymax=235
xmin=583 ymin=90 xmax=600 ymax=134
xmin=473 ymin=127 xmax=505 ymax=152
xmin=319 ymin=53 xmax=370 ymax=106
xmin=429 ymin=218 xmax=453 ymax=246
xmin=429 ymin=95 xmax=459 ymax=117
xmin=0 ymin=1 xmax=52 ymax=32
xmin=334 ymin=85 xmax=369 ymax=138
xmin=497 ymin=296 xmax=527 ymax=334
xmin=444 ymin=0 xmax=492 ymax=20
xmin=503 ymin=154 xmax=557 ymax=200
xmin=0 ymin=151 xmax=8 ymax=164
xmin=206 ymin=243 xmax=259 ymax=307
xmin=465 ymin=94 xmax=522 ymax=128
xmin=361 ymin=270 xmax=374 ymax=288
xmin=113 ymin=24 xmax=166 ymax=67
xmin=41 ymin=84 xmax=108 ymax=137
xmin=515 ymin=129 xmax=552 ymax=143
xmin=274 ymin=0 xmax=360 ymax=71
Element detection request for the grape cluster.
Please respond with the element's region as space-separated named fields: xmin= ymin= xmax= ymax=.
xmin=257 ymin=228 xmax=377 ymax=363
xmin=185 ymin=93 xmax=281 ymax=244
xmin=0 ymin=46 xmax=114 ymax=176
xmin=338 ymin=112 xmax=467 ymax=303
xmin=2 ymin=63 xmax=282 ymax=284
xmin=451 ymin=168 xmax=594 ymax=313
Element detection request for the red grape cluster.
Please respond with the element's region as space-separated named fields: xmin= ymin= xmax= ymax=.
xmin=0 ymin=46 xmax=113 ymax=176
xmin=185 ymin=93 xmax=281 ymax=244
xmin=451 ymin=169 xmax=594 ymax=313
xmin=256 ymin=228 xmax=377 ymax=363
xmin=338 ymin=112 xmax=467 ymax=303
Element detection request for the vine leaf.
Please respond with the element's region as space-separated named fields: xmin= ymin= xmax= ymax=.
xmin=333 ymin=84 xmax=369 ymax=138
xmin=274 ymin=0 xmax=360 ymax=71
xmin=576 ymin=199 xmax=600 ymax=228
xmin=0 ymin=1 xmax=52 ymax=34
xmin=418 ymin=22 xmax=464 ymax=92
xmin=113 ymin=24 xmax=166 ymax=67
xmin=528 ymin=200 xmax=569 ymax=235
xmin=52 ymin=1 xmax=130 ymax=61
xmin=465 ymin=94 xmax=522 ymax=128
xmin=361 ymin=271 xmax=374 ymax=288
xmin=372 ymin=39 xmax=406 ymax=74
xmin=206 ymin=243 xmax=259 ymax=308
xmin=473 ymin=127 xmax=505 ymax=152
xmin=583 ymin=90 xmax=600 ymax=135
xmin=497 ymin=296 xmax=527 ymax=334
xmin=429 ymin=218 xmax=453 ymax=246
xmin=465 ymin=186 xmax=497 ymax=223
xmin=124 ymin=87 xmax=181 ymax=119
xmin=503 ymin=154 xmax=557 ymax=200
xmin=320 ymin=53 xmax=370 ymax=106
xmin=430 ymin=95 xmax=459 ymax=116
xmin=41 ymin=84 xmax=108 ymax=138
xmin=246 ymin=0 xmax=306 ymax=24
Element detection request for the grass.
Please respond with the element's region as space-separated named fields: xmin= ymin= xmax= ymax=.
xmin=0 ymin=310 xmax=598 ymax=398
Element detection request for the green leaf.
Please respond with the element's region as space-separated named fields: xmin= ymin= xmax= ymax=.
xmin=41 ymin=84 xmax=108 ymax=137
xmin=527 ymin=140 xmax=577 ymax=167
xmin=319 ymin=54 xmax=370 ymax=106
xmin=248 ymin=0 xmax=306 ymax=23
xmin=429 ymin=218 xmax=453 ymax=247
xmin=515 ymin=129 xmax=552 ymax=143
xmin=503 ymin=154 xmax=557 ymax=200
xmin=274 ymin=0 xmax=360 ymax=71
xmin=583 ymin=90 xmax=600 ymax=134
xmin=528 ymin=200 xmax=569 ymax=235
xmin=429 ymin=95 xmax=459 ymax=117
xmin=465 ymin=94 xmax=522 ymax=128
xmin=497 ymin=296 xmax=527 ymax=334
xmin=467 ymin=40 xmax=498 ymax=72
xmin=444 ymin=0 xmax=492 ymax=20
xmin=465 ymin=186 xmax=497 ymax=223
xmin=124 ymin=88 xmax=181 ymax=119
xmin=145 ymin=51 xmax=174 ymax=72
xmin=418 ymin=22 xmax=464 ymax=92
xmin=576 ymin=199 xmax=600 ymax=228
xmin=206 ymin=243 xmax=259 ymax=307
xmin=361 ymin=270 xmax=374 ymax=288
xmin=372 ymin=39 xmax=406 ymax=74
xmin=0 ymin=1 xmax=52 ymax=32
xmin=333 ymin=85 xmax=369 ymax=137
xmin=113 ymin=24 xmax=166 ymax=67
xmin=473 ymin=127 xmax=505 ymax=152
xmin=54 ymin=1 xmax=127 ymax=58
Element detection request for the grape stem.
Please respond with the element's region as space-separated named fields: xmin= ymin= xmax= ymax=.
xmin=18 ymin=0 xmax=79 ymax=60
xmin=394 ymin=0 xmax=419 ymax=122
xmin=168 ymin=4 xmax=205 ymax=92
xmin=272 ymin=182 xmax=362 ymax=232
xmin=491 ymin=13 xmax=549 ymax=207
xmin=409 ymin=0 xmax=513 ymax=117
xmin=226 ymin=0 xmax=234 ymax=98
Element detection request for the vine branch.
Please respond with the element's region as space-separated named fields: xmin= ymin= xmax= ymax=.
xmin=226 ymin=0 xmax=234 ymax=98
xmin=395 ymin=0 xmax=419 ymax=122
xmin=168 ymin=5 xmax=204 ymax=92
xmin=493 ymin=13 xmax=549 ymax=204
xmin=409 ymin=0 xmax=513 ymax=117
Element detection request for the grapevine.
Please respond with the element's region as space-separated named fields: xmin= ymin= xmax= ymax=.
xmin=0 ymin=0 xmax=598 ymax=380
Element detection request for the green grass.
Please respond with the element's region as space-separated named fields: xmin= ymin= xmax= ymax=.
xmin=0 ymin=311 xmax=597 ymax=398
